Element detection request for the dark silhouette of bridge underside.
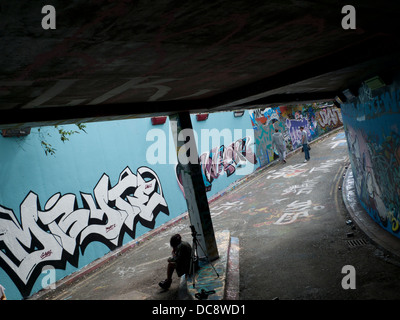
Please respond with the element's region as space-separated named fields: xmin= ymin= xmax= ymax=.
xmin=1 ymin=1 xmax=399 ymax=128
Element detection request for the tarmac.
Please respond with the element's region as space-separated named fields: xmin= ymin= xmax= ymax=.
xmin=29 ymin=127 xmax=400 ymax=301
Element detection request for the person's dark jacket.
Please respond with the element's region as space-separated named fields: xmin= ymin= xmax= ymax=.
xmin=170 ymin=241 xmax=192 ymax=276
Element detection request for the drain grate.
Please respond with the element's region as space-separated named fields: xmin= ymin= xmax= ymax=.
xmin=347 ymin=238 xmax=368 ymax=248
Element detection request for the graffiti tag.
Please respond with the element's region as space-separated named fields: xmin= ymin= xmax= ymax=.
xmin=176 ymin=136 xmax=257 ymax=194
xmin=0 ymin=166 xmax=169 ymax=297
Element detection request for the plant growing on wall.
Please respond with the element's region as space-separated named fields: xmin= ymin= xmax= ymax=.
xmin=38 ymin=123 xmax=87 ymax=155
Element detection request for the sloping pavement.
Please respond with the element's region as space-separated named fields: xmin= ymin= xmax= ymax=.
xmin=31 ymin=128 xmax=400 ymax=300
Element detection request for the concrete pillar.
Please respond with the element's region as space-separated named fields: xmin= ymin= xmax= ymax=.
xmin=169 ymin=112 xmax=219 ymax=261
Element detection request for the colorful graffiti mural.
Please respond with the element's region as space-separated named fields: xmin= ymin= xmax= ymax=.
xmin=175 ymin=136 xmax=257 ymax=195
xmin=250 ymin=104 xmax=342 ymax=167
xmin=0 ymin=166 xmax=169 ymax=297
xmin=342 ymin=79 xmax=400 ymax=237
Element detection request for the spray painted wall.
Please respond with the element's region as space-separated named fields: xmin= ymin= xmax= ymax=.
xmin=0 ymin=118 xmax=187 ymax=300
xmin=0 ymin=111 xmax=257 ymax=300
xmin=341 ymin=77 xmax=400 ymax=238
xmin=250 ymin=103 xmax=343 ymax=167
xmin=175 ymin=112 xmax=257 ymax=198
xmin=0 ymin=105 xmax=341 ymax=299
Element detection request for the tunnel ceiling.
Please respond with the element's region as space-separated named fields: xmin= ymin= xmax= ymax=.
xmin=1 ymin=0 xmax=400 ymax=128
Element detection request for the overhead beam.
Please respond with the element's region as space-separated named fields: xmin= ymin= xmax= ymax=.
xmin=0 ymin=91 xmax=336 ymax=129
xmin=0 ymin=34 xmax=399 ymax=129
xmin=204 ymin=33 xmax=400 ymax=109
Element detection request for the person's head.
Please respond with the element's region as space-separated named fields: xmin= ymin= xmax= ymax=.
xmin=300 ymin=126 xmax=304 ymax=131
xmin=170 ymin=234 xmax=182 ymax=248
xmin=275 ymin=128 xmax=279 ymax=132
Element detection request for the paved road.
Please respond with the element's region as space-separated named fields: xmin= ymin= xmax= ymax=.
xmin=213 ymin=130 xmax=400 ymax=299
xmin=36 ymin=129 xmax=400 ymax=300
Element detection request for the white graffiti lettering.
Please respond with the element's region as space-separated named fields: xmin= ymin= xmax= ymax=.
xmin=211 ymin=201 xmax=244 ymax=217
xmin=275 ymin=200 xmax=310 ymax=225
xmin=275 ymin=200 xmax=325 ymax=225
xmin=281 ymin=177 xmax=321 ymax=196
xmin=317 ymin=107 xmax=343 ymax=128
xmin=266 ymin=164 xmax=308 ymax=180
xmin=308 ymin=157 xmax=347 ymax=173
xmin=0 ymin=166 xmax=168 ymax=297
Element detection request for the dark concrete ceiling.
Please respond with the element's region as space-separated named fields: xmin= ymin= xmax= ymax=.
xmin=1 ymin=0 xmax=400 ymax=128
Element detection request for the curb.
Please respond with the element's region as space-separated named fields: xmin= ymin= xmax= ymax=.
xmin=178 ymin=231 xmax=240 ymax=300
xmin=342 ymin=164 xmax=400 ymax=259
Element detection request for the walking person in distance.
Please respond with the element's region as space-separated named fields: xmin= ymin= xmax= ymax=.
xmin=272 ymin=128 xmax=287 ymax=163
xmin=300 ymin=126 xmax=310 ymax=162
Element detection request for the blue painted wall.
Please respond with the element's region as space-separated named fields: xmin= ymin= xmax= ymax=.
xmin=341 ymin=76 xmax=400 ymax=239
xmin=0 ymin=110 xmax=255 ymax=300
xmin=0 ymin=118 xmax=182 ymax=299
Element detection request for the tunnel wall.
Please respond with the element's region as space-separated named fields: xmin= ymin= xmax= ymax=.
xmin=0 ymin=105 xmax=341 ymax=299
xmin=250 ymin=103 xmax=343 ymax=167
xmin=0 ymin=117 xmax=185 ymax=300
xmin=341 ymin=77 xmax=400 ymax=239
xmin=0 ymin=111 xmax=255 ymax=300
